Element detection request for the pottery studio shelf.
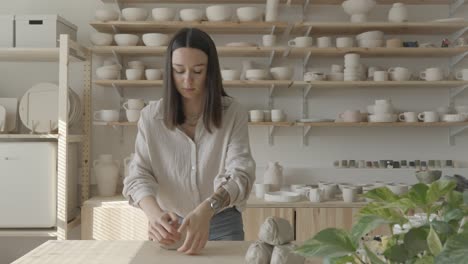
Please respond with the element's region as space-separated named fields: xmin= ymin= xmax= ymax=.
xmin=0 ymin=134 xmax=84 ymax=142
xmin=292 ymin=22 xmax=468 ymax=35
xmin=94 ymin=80 xmax=293 ymax=88
xmin=291 ymin=80 xmax=468 ymax=89
xmin=92 ymin=46 xmax=286 ymax=57
xmin=90 ymin=21 xmax=288 ymax=34
xmin=100 ymin=0 xmax=462 ymax=4
xmin=296 ymin=121 xmax=468 ymax=127
xmin=285 ymin=47 xmax=468 ymax=58
xmin=0 ymin=47 xmax=85 ymax=62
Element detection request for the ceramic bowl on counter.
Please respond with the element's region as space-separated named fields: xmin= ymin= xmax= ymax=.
xmin=206 ymin=5 xmax=232 ymax=22
xmin=114 ymin=34 xmax=139 ymax=46
xmin=90 ymin=32 xmax=113 ymax=46
xmin=152 ymin=7 xmax=177 ymax=21
xmin=264 ymin=191 xmax=301 ymax=203
xmin=122 ymin=7 xmax=148 ymax=21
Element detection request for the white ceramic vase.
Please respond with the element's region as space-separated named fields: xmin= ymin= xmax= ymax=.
xmin=263 ymin=161 xmax=283 ymax=191
xmin=265 ymin=0 xmax=280 ymax=22
xmin=94 ymin=154 xmax=120 ymax=197
xmin=388 ymin=3 xmax=408 ymax=22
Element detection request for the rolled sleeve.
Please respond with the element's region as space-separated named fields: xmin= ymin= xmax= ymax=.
xmin=214 ymin=106 xmax=256 ymax=208
xmin=122 ymin=110 xmax=159 ymax=207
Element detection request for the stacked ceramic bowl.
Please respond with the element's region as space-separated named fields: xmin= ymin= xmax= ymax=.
xmin=356 ymin=30 xmax=384 ymax=48
xmin=368 ymin=99 xmax=397 ymax=122
xmin=343 ymin=53 xmax=362 ymax=81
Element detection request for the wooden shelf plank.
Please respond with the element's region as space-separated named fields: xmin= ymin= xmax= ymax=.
xmin=248 ymin=122 xmax=295 ymax=127
xmin=296 ymin=121 xmax=468 ymax=127
xmin=92 ymin=46 xmax=285 ymax=57
xmin=291 ymin=80 xmax=468 ymax=88
xmin=90 ymin=21 xmax=288 ymax=34
xmin=293 ymin=22 xmax=468 ymax=35
xmin=286 ymin=47 xmax=468 ymax=57
xmin=100 ymin=0 xmax=462 ymax=4
xmin=94 ymin=121 xmax=137 ymax=126
xmin=0 ymin=48 xmax=60 ymax=62
xmin=0 ymin=134 xmax=83 ymax=141
xmin=93 ymin=80 xmax=293 ymax=88
xmin=0 ymin=228 xmax=57 ymax=237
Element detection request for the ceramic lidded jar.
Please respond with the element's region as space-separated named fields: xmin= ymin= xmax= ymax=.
xmin=388 ymin=3 xmax=408 ymax=22
xmin=263 ymin=161 xmax=283 ymax=191
xmin=94 ymin=154 xmax=120 ymax=196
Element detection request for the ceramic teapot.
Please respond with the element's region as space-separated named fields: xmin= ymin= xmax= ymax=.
xmin=94 ymin=154 xmax=120 ymax=197
xmin=263 ymin=161 xmax=283 ymax=191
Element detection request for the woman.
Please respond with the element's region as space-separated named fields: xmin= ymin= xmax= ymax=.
xmin=123 ymin=28 xmax=256 ymax=255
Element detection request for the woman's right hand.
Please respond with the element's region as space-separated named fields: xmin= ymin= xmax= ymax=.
xmin=147 ymin=211 xmax=181 ymax=245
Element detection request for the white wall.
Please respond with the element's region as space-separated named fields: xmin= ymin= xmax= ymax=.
xmin=1 ymin=0 xmax=467 ymax=262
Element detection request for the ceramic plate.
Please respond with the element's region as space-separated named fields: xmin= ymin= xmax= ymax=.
xmin=264 ymin=191 xmax=301 ymax=203
xmin=0 ymin=98 xmax=18 ymax=132
xmin=0 ymin=105 xmax=6 ymax=132
xmin=225 ymin=42 xmax=257 ymax=47
xmin=433 ymin=17 xmax=465 ymax=23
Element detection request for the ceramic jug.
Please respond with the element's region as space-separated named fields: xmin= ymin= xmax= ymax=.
xmin=123 ymin=153 xmax=135 ymax=178
xmin=388 ymin=3 xmax=408 ymax=22
xmin=94 ymin=154 xmax=120 ymax=197
xmin=263 ymin=161 xmax=283 ymax=191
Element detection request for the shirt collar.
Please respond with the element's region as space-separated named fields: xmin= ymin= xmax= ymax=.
xmin=152 ymin=97 xmax=232 ymax=120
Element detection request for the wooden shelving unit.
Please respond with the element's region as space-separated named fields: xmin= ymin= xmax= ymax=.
xmin=0 ymin=36 xmax=91 ymax=240
xmin=93 ymin=79 xmax=293 ymax=88
xmin=92 ymin=46 xmax=286 ymax=57
xmin=90 ymin=21 xmax=288 ymax=34
xmin=292 ymin=22 xmax=468 ymax=35
xmin=296 ymin=121 xmax=468 ymax=127
xmin=100 ymin=0 xmax=464 ymax=4
xmin=291 ymin=80 xmax=468 ymax=88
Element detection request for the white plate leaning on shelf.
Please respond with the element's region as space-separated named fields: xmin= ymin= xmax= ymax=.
xmin=0 ymin=105 xmax=6 ymax=132
xmin=19 ymin=83 xmax=82 ymax=133
xmin=264 ymin=191 xmax=301 ymax=203
xmin=0 ymin=98 xmax=18 ymax=132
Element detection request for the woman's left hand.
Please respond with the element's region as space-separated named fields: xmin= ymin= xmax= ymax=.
xmin=177 ymin=201 xmax=214 ymax=255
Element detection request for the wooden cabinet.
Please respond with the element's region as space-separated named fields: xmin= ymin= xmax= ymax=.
xmin=241 ymin=207 xmax=295 ymax=241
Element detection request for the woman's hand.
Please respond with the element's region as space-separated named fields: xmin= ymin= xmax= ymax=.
xmin=147 ymin=211 xmax=181 ymax=245
xmin=177 ymin=201 xmax=214 ymax=255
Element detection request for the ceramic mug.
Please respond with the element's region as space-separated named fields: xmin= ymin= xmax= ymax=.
xmin=254 ymin=183 xmax=270 ymax=199
xmin=317 ymin=36 xmax=332 ymax=48
xmin=271 ymin=109 xmax=284 ymax=122
xmin=342 ymin=186 xmax=358 ymax=203
xmin=94 ymin=110 xmax=119 ymax=122
xmin=262 ymin=34 xmax=276 ymax=47
xmin=418 ymin=111 xmax=439 ymax=122
xmin=336 ymin=37 xmax=354 ymax=48
xmin=288 ymin=36 xmax=313 ymax=47
xmin=249 ymin=110 xmax=264 ymax=122
xmin=420 ymin=67 xmax=444 ymax=81
xmin=339 ymin=110 xmax=361 ymax=122
xmin=373 ymin=71 xmax=388 ymax=81
xmin=307 ymin=188 xmax=323 ymax=203
xmin=455 ymin=69 xmax=468 ymax=81
xmin=126 ymin=110 xmax=141 ymax=122
xmin=398 ymin=112 xmax=418 ymax=122
xmin=123 ymin=99 xmax=145 ymax=110
xmin=388 ymin=67 xmax=411 ymax=81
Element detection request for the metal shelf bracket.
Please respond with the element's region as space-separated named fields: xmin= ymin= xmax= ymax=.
xmin=302 ymin=84 xmax=312 ymax=118
xmin=449 ymin=125 xmax=468 ymax=145
xmin=303 ymin=51 xmax=312 ymax=68
xmin=449 ymin=84 xmax=468 ymax=106
xmin=449 ymin=0 xmax=466 ymax=17
xmin=112 ymin=83 xmax=123 ymax=97
xmin=268 ymin=50 xmax=276 ymax=67
xmin=268 ymin=125 xmax=277 ymax=146
xmin=304 ymin=25 xmax=313 ymax=37
xmin=302 ymin=126 xmax=312 ymax=146
xmin=450 ymin=51 xmax=468 ymax=68
xmin=268 ymin=84 xmax=276 ymax=109
xmin=270 ymin=25 xmax=277 ymax=35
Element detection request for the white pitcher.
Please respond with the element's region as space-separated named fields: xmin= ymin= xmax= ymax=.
xmin=94 ymin=154 xmax=120 ymax=197
xmin=263 ymin=161 xmax=283 ymax=191
xmin=388 ymin=3 xmax=408 ymax=22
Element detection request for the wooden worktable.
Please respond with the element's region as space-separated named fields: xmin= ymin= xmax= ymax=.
xmin=12 ymin=240 xmax=319 ymax=264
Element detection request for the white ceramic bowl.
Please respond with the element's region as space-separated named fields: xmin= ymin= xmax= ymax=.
xmin=100 ymin=64 xmax=122 ymax=71
xmin=180 ymin=8 xmax=204 ymax=22
xmin=237 ymin=7 xmax=262 ymax=22
xmin=206 ymin=5 xmax=232 ymax=22
xmin=358 ymin=39 xmax=384 ymax=48
xmin=126 ymin=69 xmax=144 ymax=80
xmin=122 ymin=8 xmax=148 ymax=21
xmin=95 ymin=9 xmax=119 ymax=22
xmin=270 ymin=67 xmax=294 ymax=80
xmin=127 ymin=60 xmax=145 ymax=69
xmin=151 ymin=7 xmax=176 ymax=21
xmin=246 ymin=69 xmax=268 ymax=80
xmin=342 ymin=0 xmax=376 ymax=15
xmin=356 ymin=30 xmax=384 ymax=40
xmin=145 ymin=69 xmax=163 ymax=80
xmin=114 ymin=34 xmax=139 ymax=46
xmin=90 ymin=32 xmax=113 ymax=46
xmin=96 ymin=66 xmax=120 ymax=80
xmin=142 ymin=33 xmax=169 ymax=47
xmin=221 ymin=69 xmax=241 ymax=80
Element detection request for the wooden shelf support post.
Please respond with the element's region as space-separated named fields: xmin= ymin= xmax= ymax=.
xmin=449 ymin=0 xmax=466 ymax=17
xmin=302 ymin=125 xmax=312 ymax=146
xmin=449 ymin=125 xmax=468 ymax=145
xmin=268 ymin=84 xmax=276 ymax=109
xmin=112 ymin=82 xmax=124 ymax=98
xmin=449 ymin=84 xmax=468 ymax=106
xmin=268 ymin=125 xmax=277 ymax=146
xmin=302 ymin=84 xmax=312 ymax=119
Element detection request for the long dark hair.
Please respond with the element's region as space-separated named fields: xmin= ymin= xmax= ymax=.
xmin=163 ymin=27 xmax=228 ymax=133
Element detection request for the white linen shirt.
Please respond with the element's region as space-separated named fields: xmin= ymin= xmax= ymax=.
xmin=122 ymin=97 xmax=256 ymax=217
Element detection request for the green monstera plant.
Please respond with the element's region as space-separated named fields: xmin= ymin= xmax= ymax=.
xmin=295 ymin=180 xmax=468 ymax=264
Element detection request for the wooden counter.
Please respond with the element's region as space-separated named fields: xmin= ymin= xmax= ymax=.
xmin=12 ymin=240 xmax=319 ymax=264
